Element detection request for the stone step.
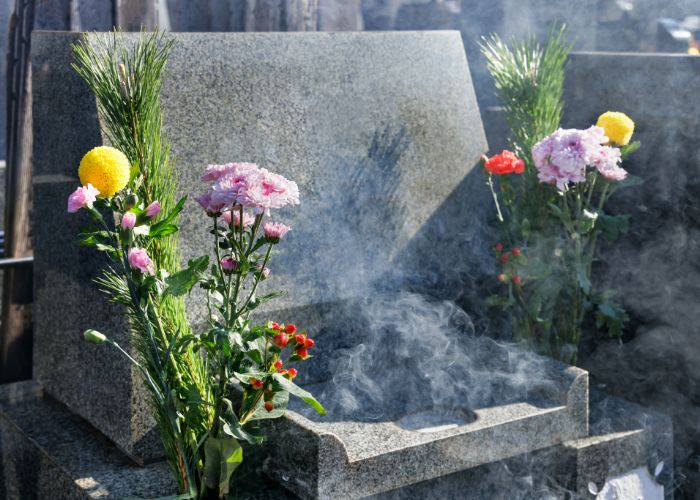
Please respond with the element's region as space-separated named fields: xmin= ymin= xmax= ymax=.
xmin=0 ymin=381 xmax=670 ymax=499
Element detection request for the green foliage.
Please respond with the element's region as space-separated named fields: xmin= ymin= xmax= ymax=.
xmin=481 ymin=25 xmax=568 ymax=151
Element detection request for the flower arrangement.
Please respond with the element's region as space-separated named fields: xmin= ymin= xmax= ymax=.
xmin=481 ymin=28 xmax=640 ymax=363
xmin=70 ymin=32 xmax=323 ymax=498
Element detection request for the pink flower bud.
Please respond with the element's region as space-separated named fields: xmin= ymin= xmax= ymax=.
xmin=67 ymin=184 xmax=100 ymax=213
xmin=127 ymin=248 xmax=155 ymax=275
xmin=222 ymin=209 xmax=254 ymax=229
xmin=220 ymin=257 xmax=239 ymax=274
xmin=145 ymin=201 xmax=161 ymax=218
xmin=121 ymin=212 xmax=136 ymax=229
xmin=263 ymin=222 xmax=291 ymax=242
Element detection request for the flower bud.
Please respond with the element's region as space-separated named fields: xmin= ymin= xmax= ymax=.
xmin=145 ymin=201 xmax=161 ymax=219
xmin=512 ymin=247 xmax=521 ymax=257
xmin=124 ymin=193 xmax=138 ymax=210
xmin=221 ymin=257 xmax=239 ymax=274
xmin=121 ymin=212 xmax=136 ymax=230
xmin=287 ymin=368 xmax=298 ymax=379
xmin=304 ymin=338 xmax=315 ymax=349
xmin=498 ymin=252 xmax=510 ymax=265
xmin=296 ymin=347 xmax=309 ymax=360
xmin=84 ymin=329 xmax=107 ymax=344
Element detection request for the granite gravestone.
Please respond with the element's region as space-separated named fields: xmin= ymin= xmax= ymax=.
xmin=32 ymin=30 xmax=493 ymax=463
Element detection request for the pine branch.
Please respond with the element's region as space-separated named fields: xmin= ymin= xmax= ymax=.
xmin=72 ymin=31 xmax=212 ymax=493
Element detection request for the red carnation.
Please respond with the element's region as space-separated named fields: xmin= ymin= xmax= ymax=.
xmin=483 ymin=150 xmax=525 ymax=175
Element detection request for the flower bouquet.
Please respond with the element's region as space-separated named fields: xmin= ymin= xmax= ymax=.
xmin=69 ymin=32 xmax=324 ymax=498
xmin=481 ymin=28 xmax=641 ymax=363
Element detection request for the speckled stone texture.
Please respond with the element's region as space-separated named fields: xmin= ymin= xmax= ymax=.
xmin=31 ymin=30 xmax=493 ymax=464
xmin=266 ymin=355 xmax=587 ymax=498
xmin=0 ymin=381 xmax=174 ymax=499
xmin=0 ymin=381 xmax=668 ymax=499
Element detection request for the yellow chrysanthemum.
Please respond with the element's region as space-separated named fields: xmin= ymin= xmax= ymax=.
xmin=78 ymin=146 xmax=131 ymax=197
xmin=596 ymin=111 xmax=635 ymax=146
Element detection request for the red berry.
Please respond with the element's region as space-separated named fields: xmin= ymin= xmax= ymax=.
xmin=304 ymin=338 xmax=315 ymax=348
xmin=296 ymin=347 xmax=309 ymax=359
xmin=495 ymin=242 xmax=504 ymax=252
xmin=287 ymin=368 xmax=298 ymax=379
xmin=512 ymin=247 xmax=521 ymax=257
xmin=250 ymin=378 xmax=263 ymax=389
xmin=294 ymin=334 xmax=306 ymax=345
xmin=499 ymin=252 xmax=510 ymax=265
xmin=270 ymin=322 xmax=280 ymax=331
xmin=273 ymin=332 xmax=288 ymax=348
xmin=497 ymin=273 xmax=508 ymax=283
xmin=274 ymin=359 xmax=283 ymax=370
xmin=264 ymin=401 xmax=274 ymax=412
xmin=285 ymin=324 xmax=297 ymax=334
xmin=513 ymin=275 xmax=522 ymax=285
xmin=278 ymin=369 xmax=288 ymax=375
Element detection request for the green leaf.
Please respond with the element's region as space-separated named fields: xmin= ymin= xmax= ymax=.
xmin=248 ymin=390 xmax=289 ymax=421
xmin=232 ymin=371 xmax=266 ymax=385
xmin=272 ymin=373 xmax=326 ymax=415
xmin=163 ymin=255 xmax=209 ymax=297
xmin=95 ymin=243 xmax=117 ymax=253
xmin=202 ymin=436 xmax=242 ymax=495
xmin=220 ymin=411 xmax=264 ymax=445
xmin=597 ymin=213 xmax=630 ymax=243
xmin=620 ymin=140 xmax=640 ymax=159
xmin=150 ymin=223 xmax=178 ymax=238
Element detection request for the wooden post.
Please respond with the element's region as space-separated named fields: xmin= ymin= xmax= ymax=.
xmin=1 ymin=0 xmax=35 ymax=382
